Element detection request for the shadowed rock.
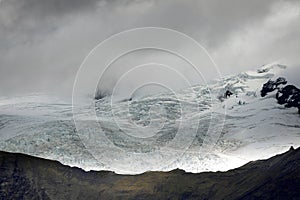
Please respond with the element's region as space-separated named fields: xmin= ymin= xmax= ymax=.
xmin=261 ymin=77 xmax=299 ymax=114
xmin=276 ymin=85 xmax=300 ymax=114
xmin=260 ymin=77 xmax=287 ymax=97
xmin=225 ymin=90 xmax=233 ymax=98
xmin=0 ymin=147 xmax=299 ymax=200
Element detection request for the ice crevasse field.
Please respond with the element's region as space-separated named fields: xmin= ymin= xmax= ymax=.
xmin=0 ymin=63 xmax=299 ymax=174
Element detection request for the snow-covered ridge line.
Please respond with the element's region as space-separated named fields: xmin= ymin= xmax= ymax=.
xmin=0 ymin=63 xmax=299 ymax=174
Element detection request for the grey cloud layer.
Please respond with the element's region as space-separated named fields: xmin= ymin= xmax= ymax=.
xmin=0 ymin=0 xmax=299 ymax=97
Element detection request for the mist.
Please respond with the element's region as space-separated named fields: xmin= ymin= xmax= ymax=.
xmin=0 ymin=0 xmax=299 ymax=99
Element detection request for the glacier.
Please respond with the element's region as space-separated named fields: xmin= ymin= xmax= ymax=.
xmin=0 ymin=63 xmax=299 ymax=174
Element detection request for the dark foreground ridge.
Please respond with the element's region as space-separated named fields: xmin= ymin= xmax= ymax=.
xmin=0 ymin=147 xmax=299 ymax=200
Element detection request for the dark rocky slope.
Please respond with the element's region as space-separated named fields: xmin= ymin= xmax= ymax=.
xmin=0 ymin=147 xmax=299 ymax=200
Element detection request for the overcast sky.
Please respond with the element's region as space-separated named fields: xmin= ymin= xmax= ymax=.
xmin=0 ymin=0 xmax=299 ymax=98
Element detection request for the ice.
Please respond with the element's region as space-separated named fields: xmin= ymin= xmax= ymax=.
xmin=0 ymin=63 xmax=299 ymax=174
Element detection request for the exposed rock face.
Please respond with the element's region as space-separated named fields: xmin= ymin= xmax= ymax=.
xmin=260 ymin=77 xmax=287 ymax=97
xmin=0 ymin=147 xmax=299 ymax=200
xmin=260 ymin=77 xmax=300 ymax=114
xmin=276 ymin=85 xmax=300 ymax=114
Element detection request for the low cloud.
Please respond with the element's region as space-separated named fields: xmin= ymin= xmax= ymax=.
xmin=0 ymin=0 xmax=299 ymax=98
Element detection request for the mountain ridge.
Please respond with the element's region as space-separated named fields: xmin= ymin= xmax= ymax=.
xmin=0 ymin=147 xmax=299 ymax=199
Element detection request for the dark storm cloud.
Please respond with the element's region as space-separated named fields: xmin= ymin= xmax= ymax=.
xmin=0 ymin=0 xmax=299 ymax=97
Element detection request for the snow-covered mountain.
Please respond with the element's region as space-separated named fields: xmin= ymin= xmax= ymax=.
xmin=0 ymin=64 xmax=299 ymax=174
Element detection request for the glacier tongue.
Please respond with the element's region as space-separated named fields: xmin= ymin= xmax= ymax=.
xmin=0 ymin=64 xmax=299 ymax=174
